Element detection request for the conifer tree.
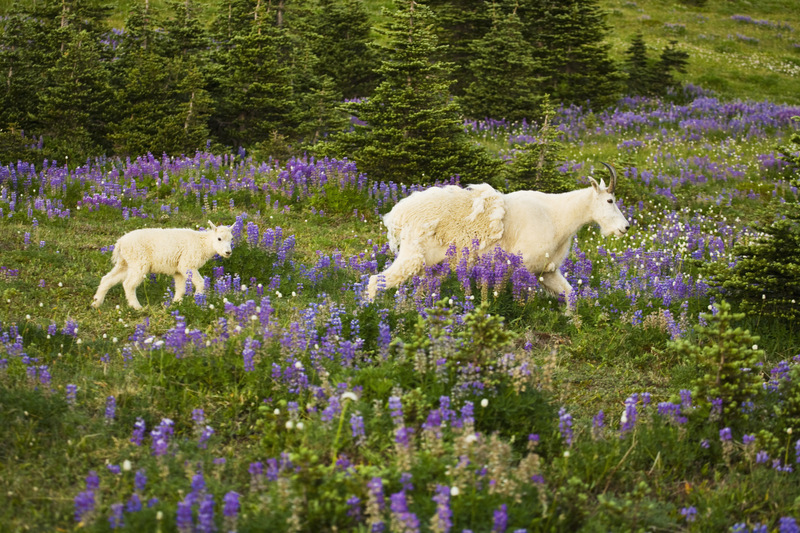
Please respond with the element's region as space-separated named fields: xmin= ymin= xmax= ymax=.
xmin=504 ymin=97 xmax=573 ymax=193
xmin=38 ymin=30 xmax=113 ymax=160
xmin=109 ymin=3 xmax=212 ymax=156
xmin=327 ymin=0 xmax=498 ymax=185
xmin=704 ymin=124 xmax=800 ymax=320
xmin=460 ymin=9 xmax=544 ymax=121
xmin=653 ymin=40 xmax=690 ymax=97
xmin=623 ymin=32 xmax=655 ymax=96
xmin=517 ymin=0 xmax=622 ymax=108
xmin=307 ymin=0 xmax=379 ymax=99
xmin=426 ymin=0 xmax=492 ymax=96
xmin=208 ymin=14 xmax=296 ymax=150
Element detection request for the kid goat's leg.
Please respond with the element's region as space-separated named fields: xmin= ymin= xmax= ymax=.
xmin=92 ymin=262 xmax=128 ymax=308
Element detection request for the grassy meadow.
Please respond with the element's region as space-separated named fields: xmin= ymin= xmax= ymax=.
xmin=1 ymin=94 xmax=800 ymax=531
xmin=2 ymin=0 xmax=800 ymax=532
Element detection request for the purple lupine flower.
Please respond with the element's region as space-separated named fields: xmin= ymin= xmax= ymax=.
xmin=346 ymin=495 xmax=362 ymax=520
xmin=66 ymin=384 xmax=77 ymax=406
xmin=460 ymin=402 xmax=474 ymax=426
xmin=779 ymin=517 xmax=799 ymax=533
xmin=432 ymin=484 xmax=452 ymax=533
xmin=390 ymin=491 xmax=420 ymax=533
xmin=126 ymin=493 xmax=142 ymax=513
xmin=192 ymin=408 xmax=205 ymax=425
xmin=131 ymin=418 xmax=146 ymax=446
xmin=368 ymin=477 xmax=385 ymax=511
xmin=710 ymin=397 xmax=723 ymax=419
xmin=558 ymin=407 xmax=573 ymax=446
xmin=223 ymin=491 xmax=240 ymax=532
xmin=620 ymin=395 xmax=638 ymax=436
xmin=74 ymin=490 xmax=95 ymax=522
xmin=134 ymin=470 xmax=147 ymax=492
xmin=176 ymin=499 xmax=193 ymax=533
xmin=197 ymin=494 xmax=215 ymax=533
xmin=388 ymin=396 xmax=404 ymax=425
xmin=680 ymin=506 xmax=697 ymax=523
xmin=198 ymin=426 xmax=215 ymax=449
xmin=38 ymin=365 xmax=51 ymax=387
xmin=756 ymin=450 xmax=769 ymax=463
xmin=492 ymin=503 xmax=508 ymax=533
xmin=592 ymin=410 xmax=605 ymax=439
xmin=108 ymin=503 xmax=124 ymax=529
xmin=351 ymin=413 xmax=366 ymax=444
xmin=243 ymin=337 xmax=260 ymax=372
xmin=86 ymin=471 xmax=100 ymax=490
xmin=679 ymin=389 xmax=692 ymax=411
xmin=150 ymin=418 xmax=174 ymax=456
xmin=795 ymin=439 xmax=800 ymax=464
xmin=107 ymin=464 xmax=121 ymax=475
xmin=105 ymin=396 xmax=116 ymax=422
xmin=719 ymin=427 xmax=733 ymax=442
xmin=743 ymin=434 xmax=756 ymax=446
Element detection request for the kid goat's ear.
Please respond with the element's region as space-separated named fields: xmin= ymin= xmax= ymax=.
xmin=208 ymin=220 xmax=217 ymax=230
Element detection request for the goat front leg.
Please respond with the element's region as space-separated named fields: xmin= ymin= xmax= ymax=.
xmin=540 ymin=270 xmax=575 ymax=312
xmin=367 ymin=240 xmax=426 ymax=300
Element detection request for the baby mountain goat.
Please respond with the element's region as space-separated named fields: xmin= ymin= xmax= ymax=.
xmin=367 ymin=163 xmax=630 ymax=308
xmin=92 ymin=221 xmax=233 ymax=310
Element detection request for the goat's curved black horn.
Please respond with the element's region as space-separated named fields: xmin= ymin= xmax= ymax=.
xmin=601 ymin=162 xmax=617 ymax=193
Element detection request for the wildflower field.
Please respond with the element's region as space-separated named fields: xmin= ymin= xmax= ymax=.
xmin=1 ymin=92 xmax=800 ymax=532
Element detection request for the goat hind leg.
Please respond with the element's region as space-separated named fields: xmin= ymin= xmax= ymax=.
xmin=92 ymin=262 xmax=128 ymax=308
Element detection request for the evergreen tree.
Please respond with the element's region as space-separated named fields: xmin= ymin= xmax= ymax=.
xmin=504 ymin=97 xmax=573 ymax=193
xmin=517 ymin=0 xmax=622 ymax=108
xmin=704 ymin=124 xmax=800 ymax=320
xmin=622 ymin=32 xmax=655 ymax=96
xmin=109 ymin=3 xmax=212 ymax=156
xmin=669 ymin=301 xmax=764 ymax=422
xmin=307 ymin=0 xmax=379 ymax=99
xmin=653 ymin=40 xmax=689 ymax=97
xmin=38 ymin=30 xmax=113 ymax=160
xmin=208 ymin=12 xmax=296 ymax=149
xmin=460 ymin=9 xmax=544 ymax=121
xmin=325 ymin=0 xmax=499 ymax=185
xmin=426 ymin=0 xmax=493 ymax=96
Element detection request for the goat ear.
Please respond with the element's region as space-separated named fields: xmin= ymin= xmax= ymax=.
xmin=599 ymin=178 xmax=607 ymax=190
xmin=208 ymin=220 xmax=217 ymax=230
xmin=589 ymin=177 xmax=600 ymax=192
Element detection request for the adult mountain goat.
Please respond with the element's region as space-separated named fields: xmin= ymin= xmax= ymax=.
xmin=92 ymin=221 xmax=233 ymax=310
xmin=366 ymin=163 xmax=630 ymax=307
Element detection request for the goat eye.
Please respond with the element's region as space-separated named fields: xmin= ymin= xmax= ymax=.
xmin=218 ymin=237 xmax=222 ymax=241
xmin=607 ymin=199 xmax=613 ymax=204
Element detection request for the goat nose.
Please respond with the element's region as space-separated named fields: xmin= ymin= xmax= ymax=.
xmin=625 ymin=225 xmax=630 ymax=231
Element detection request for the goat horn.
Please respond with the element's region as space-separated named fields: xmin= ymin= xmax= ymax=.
xmin=601 ymin=162 xmax=617 ymax=193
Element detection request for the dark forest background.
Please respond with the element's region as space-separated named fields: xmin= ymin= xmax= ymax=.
xmin=0 ymin=0 xmax=691 ymax=183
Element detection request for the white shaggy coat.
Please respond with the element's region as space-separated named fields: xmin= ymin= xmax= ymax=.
xmin=367 ymin=174 xmax=630 ymax=306
xmin=92 ymin=221 xmax=233 ymax=310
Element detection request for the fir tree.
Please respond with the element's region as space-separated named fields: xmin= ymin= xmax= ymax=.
xmin=517 ymin=0 xmax=622 ymax=108
xmin=653 ymin=40 xmax=690 ymax=97
xmin=504 ymin=97 xmax=573 ymax=193
xmin=460 ymin=9 xmax=544 ymax=121
xmin=426 ymin=0 xmax=493 ymax=96
xmin=669 ymin=301 xmax=764 ymax=422
xmin=109 ymin=3 xmax=212 ymax=156
xmin=307 ymin=0 xmax=379 ymax=99
xmin=622 ymin=32 xmax=655 ymax=96
xmin=208 ymin=20 xmax=296 ymax=150
xmin=704 ymin=124 xmax=800 ymax=321
xmin=326 ymin=0 xmax=499 ymax=184
xmin=38 ymin=30 xmax=113 ymax=160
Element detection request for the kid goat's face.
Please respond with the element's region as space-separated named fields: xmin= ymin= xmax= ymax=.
xmin=213 ymin=227 xmax=234 ymax=258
